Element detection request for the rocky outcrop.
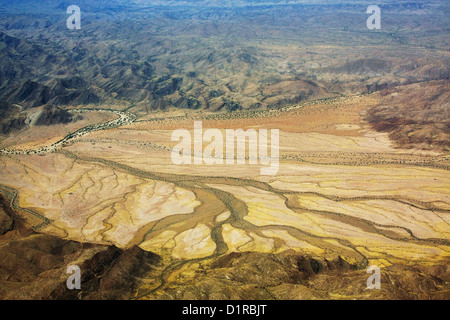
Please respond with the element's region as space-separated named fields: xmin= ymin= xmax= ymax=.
xmin=0 ymin=101 xmax=26 ymax=135
xmin=35 ymin=105 xmax=79 ymax=126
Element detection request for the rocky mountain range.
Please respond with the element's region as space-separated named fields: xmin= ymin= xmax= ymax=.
xmin=0 ymin=0 xmax=448 ymax=123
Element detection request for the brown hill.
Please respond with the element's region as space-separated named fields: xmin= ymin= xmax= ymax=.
xmin=366 ymin=80 xmax=450 ymax=151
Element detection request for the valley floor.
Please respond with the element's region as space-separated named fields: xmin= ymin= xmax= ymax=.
xmin=0 ymin=91 xmax=449 ymax=299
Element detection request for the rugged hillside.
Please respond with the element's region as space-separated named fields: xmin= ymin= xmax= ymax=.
xmin=366 ymin=80 xmax=450 ymax=151
xmin=0 ymin=193 xmax=161 ymax=300
xmin=144 ymin=251 xmax=450 ymax=300
xmin=0 ymin=0 xmax=448 ymax=116
xmin=35 ymin=105 xmax=80 ymax=126
xmin=0 ymin=101 xmax=26 ymax=135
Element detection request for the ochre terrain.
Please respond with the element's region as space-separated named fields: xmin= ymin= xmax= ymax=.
xmin=0 ymin=86 xmax=448 ymax=299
